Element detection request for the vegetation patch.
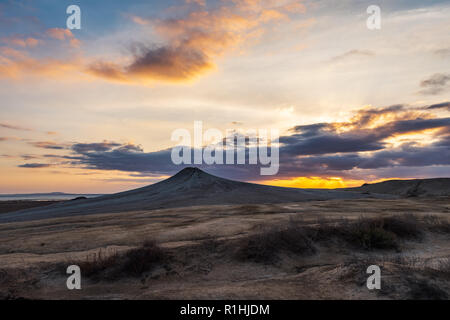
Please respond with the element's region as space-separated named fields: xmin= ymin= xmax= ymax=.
xmin=235 ymin=226 xmax=316 ymax=264
xmin=308 ymin=215 xmax=429 ymax=250
xmin=71 ymin=240 xmax=166 ymax=280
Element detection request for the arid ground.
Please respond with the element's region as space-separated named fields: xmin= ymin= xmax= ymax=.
xmin=1 ymin=197 xmax=449 ymax=300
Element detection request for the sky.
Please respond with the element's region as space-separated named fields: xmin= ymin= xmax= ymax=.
xmin=0 ymin=0 xmax=449 ymax=193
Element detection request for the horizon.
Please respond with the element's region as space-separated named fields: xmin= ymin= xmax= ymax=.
xmin=0 ymin=0 xmax=449 ymax=193
xmin=1 ymin=166 xmax=449 ymax=196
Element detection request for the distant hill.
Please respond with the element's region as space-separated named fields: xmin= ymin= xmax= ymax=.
xmin=0 ymin=193 xmax=102 ymax=201
xmin=347 ymin=178 xmax=450 ymax=197
xmin=0 ymin=167 xmax=379 ymax=223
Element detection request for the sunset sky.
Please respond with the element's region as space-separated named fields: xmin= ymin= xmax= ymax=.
xmin=0 ymin=0 xmax=449 ymax=193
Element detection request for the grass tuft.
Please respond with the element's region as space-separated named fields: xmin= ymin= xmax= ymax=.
xmin=71 ymin=240 xmax=166 ymax=280
xmin=236 ymin=225 xmax=316 ymax=264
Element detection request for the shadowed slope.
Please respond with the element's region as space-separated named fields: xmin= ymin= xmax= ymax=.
xmin=347 ymin=178 xmax=450 ymax=197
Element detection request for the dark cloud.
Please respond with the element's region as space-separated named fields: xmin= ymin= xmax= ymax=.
xmin=18 ymin=163 xmax=52 ymax=168
xmin=280 ymin=115 xmax=450 ymax=157
xmin=34 ymin=103 xmax=450 ymax=181
xmin=293 ymin=142 xmax=450 ymax=173
xmin=21 ymin=154 xmax=40 ymax=160
xmin=127 ymin=44 xmax=211 ymax=80
xmin=379 ymin=118 xmax=450 ymax=136
xmin=420 ymin=73 xmax=450 ymax=95
xmin=427 ymin=101 xmax=450 ymax=111
xmin=88 ymin=40 xmax=214 ymax=83
xmin=67 ymin=147 xmax=177 ymax=174
xmin=280 ymin=134 xmax=385 ymax=155
xmin=71 ymin=142 xmax=122 ymax=154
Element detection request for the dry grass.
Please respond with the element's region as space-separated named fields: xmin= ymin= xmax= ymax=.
xmin=235 ymin=225 xmax=316 ymax=264
xmin=307 ymin=215 xmax=430 ymax=251
xmin=121 ymin=240 xmax=165 ymax=276
xmin=236 ymin=214 xmax=449 ymax=264
xmin=76 ymin=248 xmax=120 ymax=278
xmin=71 ymin=240 xmax=166 ymax=280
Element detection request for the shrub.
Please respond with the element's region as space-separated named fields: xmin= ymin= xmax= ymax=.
xmin=307 ymin=215 xmax=428 ymax=251
xmin=407 ymin=278 xmax=448 ymax=300
xmin=381 ymin=215 xmax=423 ymax=240
xmin=77 ymin=249 xmax=120 ymax=278
xmin=236 ymin=226 xmax=316 ymax=264
xmin=121 ymin=240 xmax=165 ymax=276
xmin=346 ymin=224 xmax=399 ymax=250
xmin=423 ymin=215 xmax=450 ymax=234
xmin=71 ymin=240 xmax=166 ymax=280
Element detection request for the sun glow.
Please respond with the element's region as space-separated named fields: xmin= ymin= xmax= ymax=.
xmin=259 ymin=176 xmax=365 ymax=189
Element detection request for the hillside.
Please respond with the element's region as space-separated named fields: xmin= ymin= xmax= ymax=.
xmin=347 ymin=178 xmax=450 ymax=197
xmin=0 ymin=167 xmax=375 ymax=223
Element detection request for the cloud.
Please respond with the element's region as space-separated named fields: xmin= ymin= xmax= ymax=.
xmin=65 ymin=143 xmax=176 ymax=174
xmin=329 ymin=49 xmax=374 ymax=64
xmin=0 ymin=1 xmax=301 ymax=83
xmin=88 ymin=0 xmax=307 ymax=84
xmin=296 ymin=141 xmax=450 ymax=172
xmin=88 ymin=45 xmax=214 ymax=83
xmin=1 ymin=28 xmax=80 ymax=50
xmin=0 ymin=136 xmax=21 ymax=142
xmin=0 ymin=122 xmax=31 ymax=131
xmin=434 ymin=48 xmax=450 ymax=58
xmin=71 ymin=142 xmax=124 ymax=154
xmin=1 ymin=36 xmax=42 ymax=48
xmin=46 ymin=28 xmax=72 ymax=41
xmin=280 ymin=133 xmax=385 ymax=155
xmin=185 ymin=0 xmax=206 ymax=7
xmin=45 ymin=28 xmax=80 ymax=48
xmin=0 ymin=27 xmax=82 ymax=79
xmin=0 ymin=53 xmax=83 ymax=79
xmin=420 ymin=73 xmax=450 ymax=95
xmin=281 ymin=105 xmax=448 ymax=157
xmin=21 ymin=154 xmax=40 ymax=160
xmin=31 ymin=102 xmax=447 ymax=181
xmin=18 ymin=163 xmax=52 ymax=168
xmin=427 ymin=101 xmax=450 ymax=111
xmin=29 ymin=141 xmax=67 ymax=150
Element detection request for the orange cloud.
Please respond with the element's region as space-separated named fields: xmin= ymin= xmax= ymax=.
xmin=0 ymin=2 xmax=304 ymax=84
xmin=259 ymin=9 xmax=288 ymax=22
xmin=0 ymin=28 xmax=87 ymax=79
xmin=130 ymin=15 xmax=151 ymax=26
xmin=0 ymin=47 xmax=28 ymax=60
xmin=46 ymin=28 xmax=81 ymax=48
xmin=282 ymin=2 xmax=307 ymax=13
xmin=1 ymin=36 xmax=42 ymax=48
xmin=46 ymin=28 xmax=73 ymax=40
xmin=185 ymin=0 xmax=206 ymax=6
xmin=0 ymin=51 xmax=83 ymax=80
xmin=90 ymin=0 xmax=307 ymax=84
xmin=326 ymin=105 xmax=436 ymax=134
xmin=0 ymin=28 xmax=81 ymax=57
